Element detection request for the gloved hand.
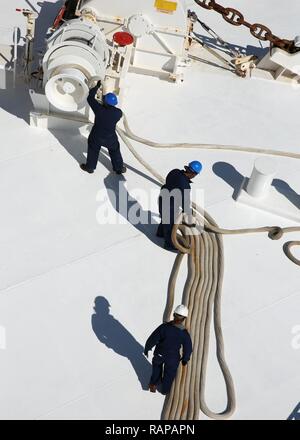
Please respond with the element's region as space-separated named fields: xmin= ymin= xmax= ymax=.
xmin=181 ymin=360 xmax=188 ymax=366
xmin=88 ymin=76 xmax=102 ymax=89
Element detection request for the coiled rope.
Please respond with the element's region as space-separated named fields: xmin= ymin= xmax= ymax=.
xmin=163 ymin=218 xmax=236 ymax=420
xmin=115 ymin=116 xmax=300 ymax=420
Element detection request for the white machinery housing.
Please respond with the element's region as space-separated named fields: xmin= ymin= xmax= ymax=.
xmin=30 ymin=0 xmax=191 ymax=127
xmin=43 ymin=17 xmax=109 ymax=112
xmin=8 ymin=0 xmax=300 ymax=128
xmin=77 ymin=0 xmax=189 ymax=81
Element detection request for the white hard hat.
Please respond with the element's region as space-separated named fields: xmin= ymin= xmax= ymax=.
xmin=174 ymin=305 xmax=189 ymax=318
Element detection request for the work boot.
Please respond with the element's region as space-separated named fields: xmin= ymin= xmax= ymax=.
xmin=149 ymin=384 xmax=157 ymax=393
xmin=114 ymin=166 xmax=127 ymax=175
xmin=80 ymin=164 xmax=94 ymax=174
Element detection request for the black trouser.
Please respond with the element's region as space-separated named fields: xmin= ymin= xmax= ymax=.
xmin=86 ymin=133 xmax=124 ymax=172
xmin=150 ymin=353 xmax=180 ymax=395
xmin=158 ymin=195 xmax=177 ymax=247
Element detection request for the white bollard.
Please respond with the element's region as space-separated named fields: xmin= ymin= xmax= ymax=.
xmin=246 ymin=157 xmax=277 ymax=199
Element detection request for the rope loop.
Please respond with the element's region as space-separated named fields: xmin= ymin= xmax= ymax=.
xmin=268 ymin=227 xmax=284 ymax=241
xmin=171 ymin=216 xmax=194 ymax=254
xmin=284 ymin=241 xmax=300 ymax=266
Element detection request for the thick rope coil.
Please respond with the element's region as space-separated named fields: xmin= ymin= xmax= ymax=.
xmin=161 ymin=218 xmax=236 ymax=420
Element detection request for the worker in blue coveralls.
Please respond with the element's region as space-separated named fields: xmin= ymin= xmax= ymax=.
xmin=144 ymin=305 xmax=193 ymax=395
xmin=80 ymin=81 xmax=127 ymax=175
xmin=157 ymin=161 xmax=202 ymax=251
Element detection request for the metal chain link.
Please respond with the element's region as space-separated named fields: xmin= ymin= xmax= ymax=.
xmin=194 ymin=0 xmax=295 ymax=52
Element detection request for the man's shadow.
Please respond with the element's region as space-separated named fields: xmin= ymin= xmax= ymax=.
xmin=213 ymin=161 xmax=300 ymax=210
xmin=49 ymin=129 xmax=163 ymax=245
xmin=91 ymin=296 xmax=152 ymax=391
xmin=49 ymin=128 xmax=87 ymax=164
xmin=49 ymin=128 xmax=159 ymax=186
xmin=103 ymin=172 xmax=162 ymax=246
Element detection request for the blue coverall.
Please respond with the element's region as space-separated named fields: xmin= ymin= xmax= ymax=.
xmin=86 ymin=85 xmax=124 ymax=172
xmin=158 ymin=169 xmax=193 ymax=248
xmin=145 ymin=322 xmax=193 ymax=394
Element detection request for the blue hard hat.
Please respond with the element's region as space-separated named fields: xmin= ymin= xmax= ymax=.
xmin=188 ymin=161 xmax=203 ymax=174
xmin=104 ymin=93 xmax=118 ymax=106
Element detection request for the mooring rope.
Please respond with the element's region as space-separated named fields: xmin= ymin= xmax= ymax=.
xmin=115 ymin=116 xmax=300 ymax=421
xmin=117 ymin=117 xmax=300 ymax=268
xmin=119 ymin=115 xmax=300 ymax=160
xmin=161 ymin=218 xmax=236 ymax=420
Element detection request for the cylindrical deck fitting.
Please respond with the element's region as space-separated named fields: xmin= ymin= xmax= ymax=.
xmin=43 ymin=18 xmax=109 ymax=112
xmin=246 ymin=157 xmax=277 ymax=198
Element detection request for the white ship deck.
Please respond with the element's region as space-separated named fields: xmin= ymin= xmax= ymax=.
xmin=0 ymin=0 xmax=299 ymax=420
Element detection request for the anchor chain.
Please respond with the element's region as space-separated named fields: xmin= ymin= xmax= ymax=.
xmin=194 ymin=0 xmax=296 ymax=53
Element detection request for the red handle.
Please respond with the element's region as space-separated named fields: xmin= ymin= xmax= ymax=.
xmin=53 ymin=6 xmax=66 ymax=29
